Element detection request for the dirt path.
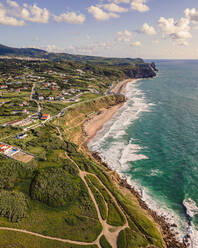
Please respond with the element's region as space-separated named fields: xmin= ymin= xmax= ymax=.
xmin=0 ymin=227 xmax=99 ymax=246
xmin=65 ymin=151 xmax=129 ymax=248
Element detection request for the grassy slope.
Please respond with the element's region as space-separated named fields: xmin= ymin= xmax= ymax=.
xmin=0 ymin=230 xmax=98 ymax=248
xmin=56 ymin=94 xmax=125 ymax=144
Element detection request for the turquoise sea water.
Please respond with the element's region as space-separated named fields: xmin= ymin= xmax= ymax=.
xmin=89 ymin=60 xmax=198 ymax=245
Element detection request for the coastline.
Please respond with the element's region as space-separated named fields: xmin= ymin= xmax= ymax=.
xmin=82 ymin=79 xmax=135 ymax=145
xmin=82 ymin=79 xmax=187 ymax=248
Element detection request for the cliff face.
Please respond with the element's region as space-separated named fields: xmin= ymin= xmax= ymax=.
xmin=123 ymin=63 xmax=157 ymax=79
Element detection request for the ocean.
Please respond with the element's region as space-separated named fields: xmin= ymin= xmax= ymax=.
xmin=88 ymin=60 xmax=198 ymax=247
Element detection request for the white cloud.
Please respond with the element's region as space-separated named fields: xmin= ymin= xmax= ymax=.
xmin=6 ymin=1 xmax=50 ymax=24
xmin=184 ymin=8 xmax=198 ymax=23
xmin=108 ymin=0 xmax=131 ymax=3
xmin=54 ymin=12 xmax=85 ymax=24
xmin=158 ymin=17 xmax=192 ymax=46
xmin=6 ymin=0 xmax=19 ymax=8
xmin=101 ymin=3 xmax=128 ymax=13
xmin=141 ymin=23 xmax=156 ymax=35
xmin=184 ymin=8 xmax=198 ymax=29
xmin=175 ymin=40 xmax=189 ymax=46
xmin=67 ymin=40 xmax=115 ymax=55
xmin=0 ymin=3 xmax=25 ymax=26
xmin=45 ymin=45 xmax=64 ymax=53
xmin=131 ymin=41 xmax=142 ymax=46
xmin=88 ymin=5 xmax=119 ymax=21
xmin=152 ymin=39 xmax=160 ymax=44
xmin=0 ymin=1 xmax=86 ymax=26
xmin=21 ymin=4 xmax=50 ymax=23
xmin=131 ymin=0 xmax=149 ymax=13
xmin=117 ymin=29 xmax=132 ymax=42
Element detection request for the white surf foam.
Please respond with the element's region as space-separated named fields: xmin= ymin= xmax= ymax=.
xmin=183 ymin=199 xmax=198 ymax=248
xmin=89 ymin=80 xmax=150 ymax=172
xmin=89 ymin=80 xmax=153 ymax=149
xmin=183 ymin=199 xmax=198 ymax=218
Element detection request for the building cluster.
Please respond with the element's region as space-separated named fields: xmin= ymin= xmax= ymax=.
xmin=3 ymin=112 xmax=50 ymax=127
xmin=0 ymin=143 xmax=19 ymax=158
xmin=5 ymin=118 xmax=33 ymax=127
xmin=34 ymin=86 xmax=81 ymax=102
xmin=0 ymin=141 xmax=34 ymax=163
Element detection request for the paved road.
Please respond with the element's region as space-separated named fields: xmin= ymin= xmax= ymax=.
xmin=30 ymin=82 xmax=41 ymax=113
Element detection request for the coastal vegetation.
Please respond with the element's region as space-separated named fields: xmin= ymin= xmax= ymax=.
xmin=30 ymin=167 xmax=81 ymax=207
xmin=99 ymin=235 xmax=112 ymax=248
xmin=0 ymin=191 xmax=29 ymax=222
xmin=0 ymin=230 xmax=98 ymax=248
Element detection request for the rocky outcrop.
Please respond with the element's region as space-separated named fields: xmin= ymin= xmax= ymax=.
xmin=123 ymin=63 xmax=157 ymax=79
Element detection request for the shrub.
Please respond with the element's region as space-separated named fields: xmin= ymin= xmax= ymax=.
xmin=117 ymin=228 xmax=148 ymax=248
xmin=0 ymin=156 xmax=35 ymax=190
xmin=100 ymin=235 xmax=112 ymax=248
xmin=0 ymin=191 xmax=29 ymax=222
xmin=62 ymin=159 xmax=79 ymax=176
xmin=30 ymin=167 xmax=80 ymax=207
xmin=85 ymin=176 xmax=107 ymax=220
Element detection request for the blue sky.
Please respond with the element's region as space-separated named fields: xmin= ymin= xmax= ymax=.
xmin=0 ymin=0 xmax=198 ymax=59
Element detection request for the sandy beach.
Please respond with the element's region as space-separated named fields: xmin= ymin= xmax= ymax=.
xmin=83 ymin=103 xmax=123 ymax=144
xmin=83 ymin=79 xmax=135 ymax=144
xmin=111 ymin=79 xmax=133 ymax=95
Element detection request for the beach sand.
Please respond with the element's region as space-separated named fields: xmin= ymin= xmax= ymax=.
xmin=83 ymin=103 xmax=124 ymax=144
xmin=110 ymin=79 xmax=132 ymax=95
xmin=83 ymin=79 xmax=135 ymax=144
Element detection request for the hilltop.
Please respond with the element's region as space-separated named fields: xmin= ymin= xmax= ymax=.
xmin=0 ymin=43 xmax=144 ymax=65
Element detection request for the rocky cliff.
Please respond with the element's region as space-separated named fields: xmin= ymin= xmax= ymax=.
xmin=123 ymin=63 xmax=157 ymax=79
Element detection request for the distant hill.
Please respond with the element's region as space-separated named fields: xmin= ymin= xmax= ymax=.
xmin=0 ymin=44 xmax=47 ymax=58
xmin=0 ymin=44 xmax=144 ymax=66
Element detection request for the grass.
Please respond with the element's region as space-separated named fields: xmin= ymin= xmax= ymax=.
xmin=0 ymin=230 xmax=98 ymax=248
xmin=0 ymin=196 xmax=102 ymax=242
xmin=92 ymin=167 xmax=164 ymax=247
xmin=117 ymin=228 xmax=148 ymax=248
xmin=85 ymin=176 xmax=107 ymax=220
xmin=0 ymin=124 xmax=102 ymax=243
xmin=57 ymin=94 xmax=125 ymax=143
xmin=0 ymin=126 xmax=22 ymax=140
xmin=86 ymin=175 xmax=125 ymax=227
xmin=0 ymin=115 xmax=25 ymax=125
xmin=99 ymin=235 xmax=112 ymax=248
xmin=40 ymin=102 xmax=69 ymax=116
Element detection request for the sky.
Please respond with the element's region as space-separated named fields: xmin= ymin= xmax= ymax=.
xmin=0 ymin=0 xmax=198 ymax=59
